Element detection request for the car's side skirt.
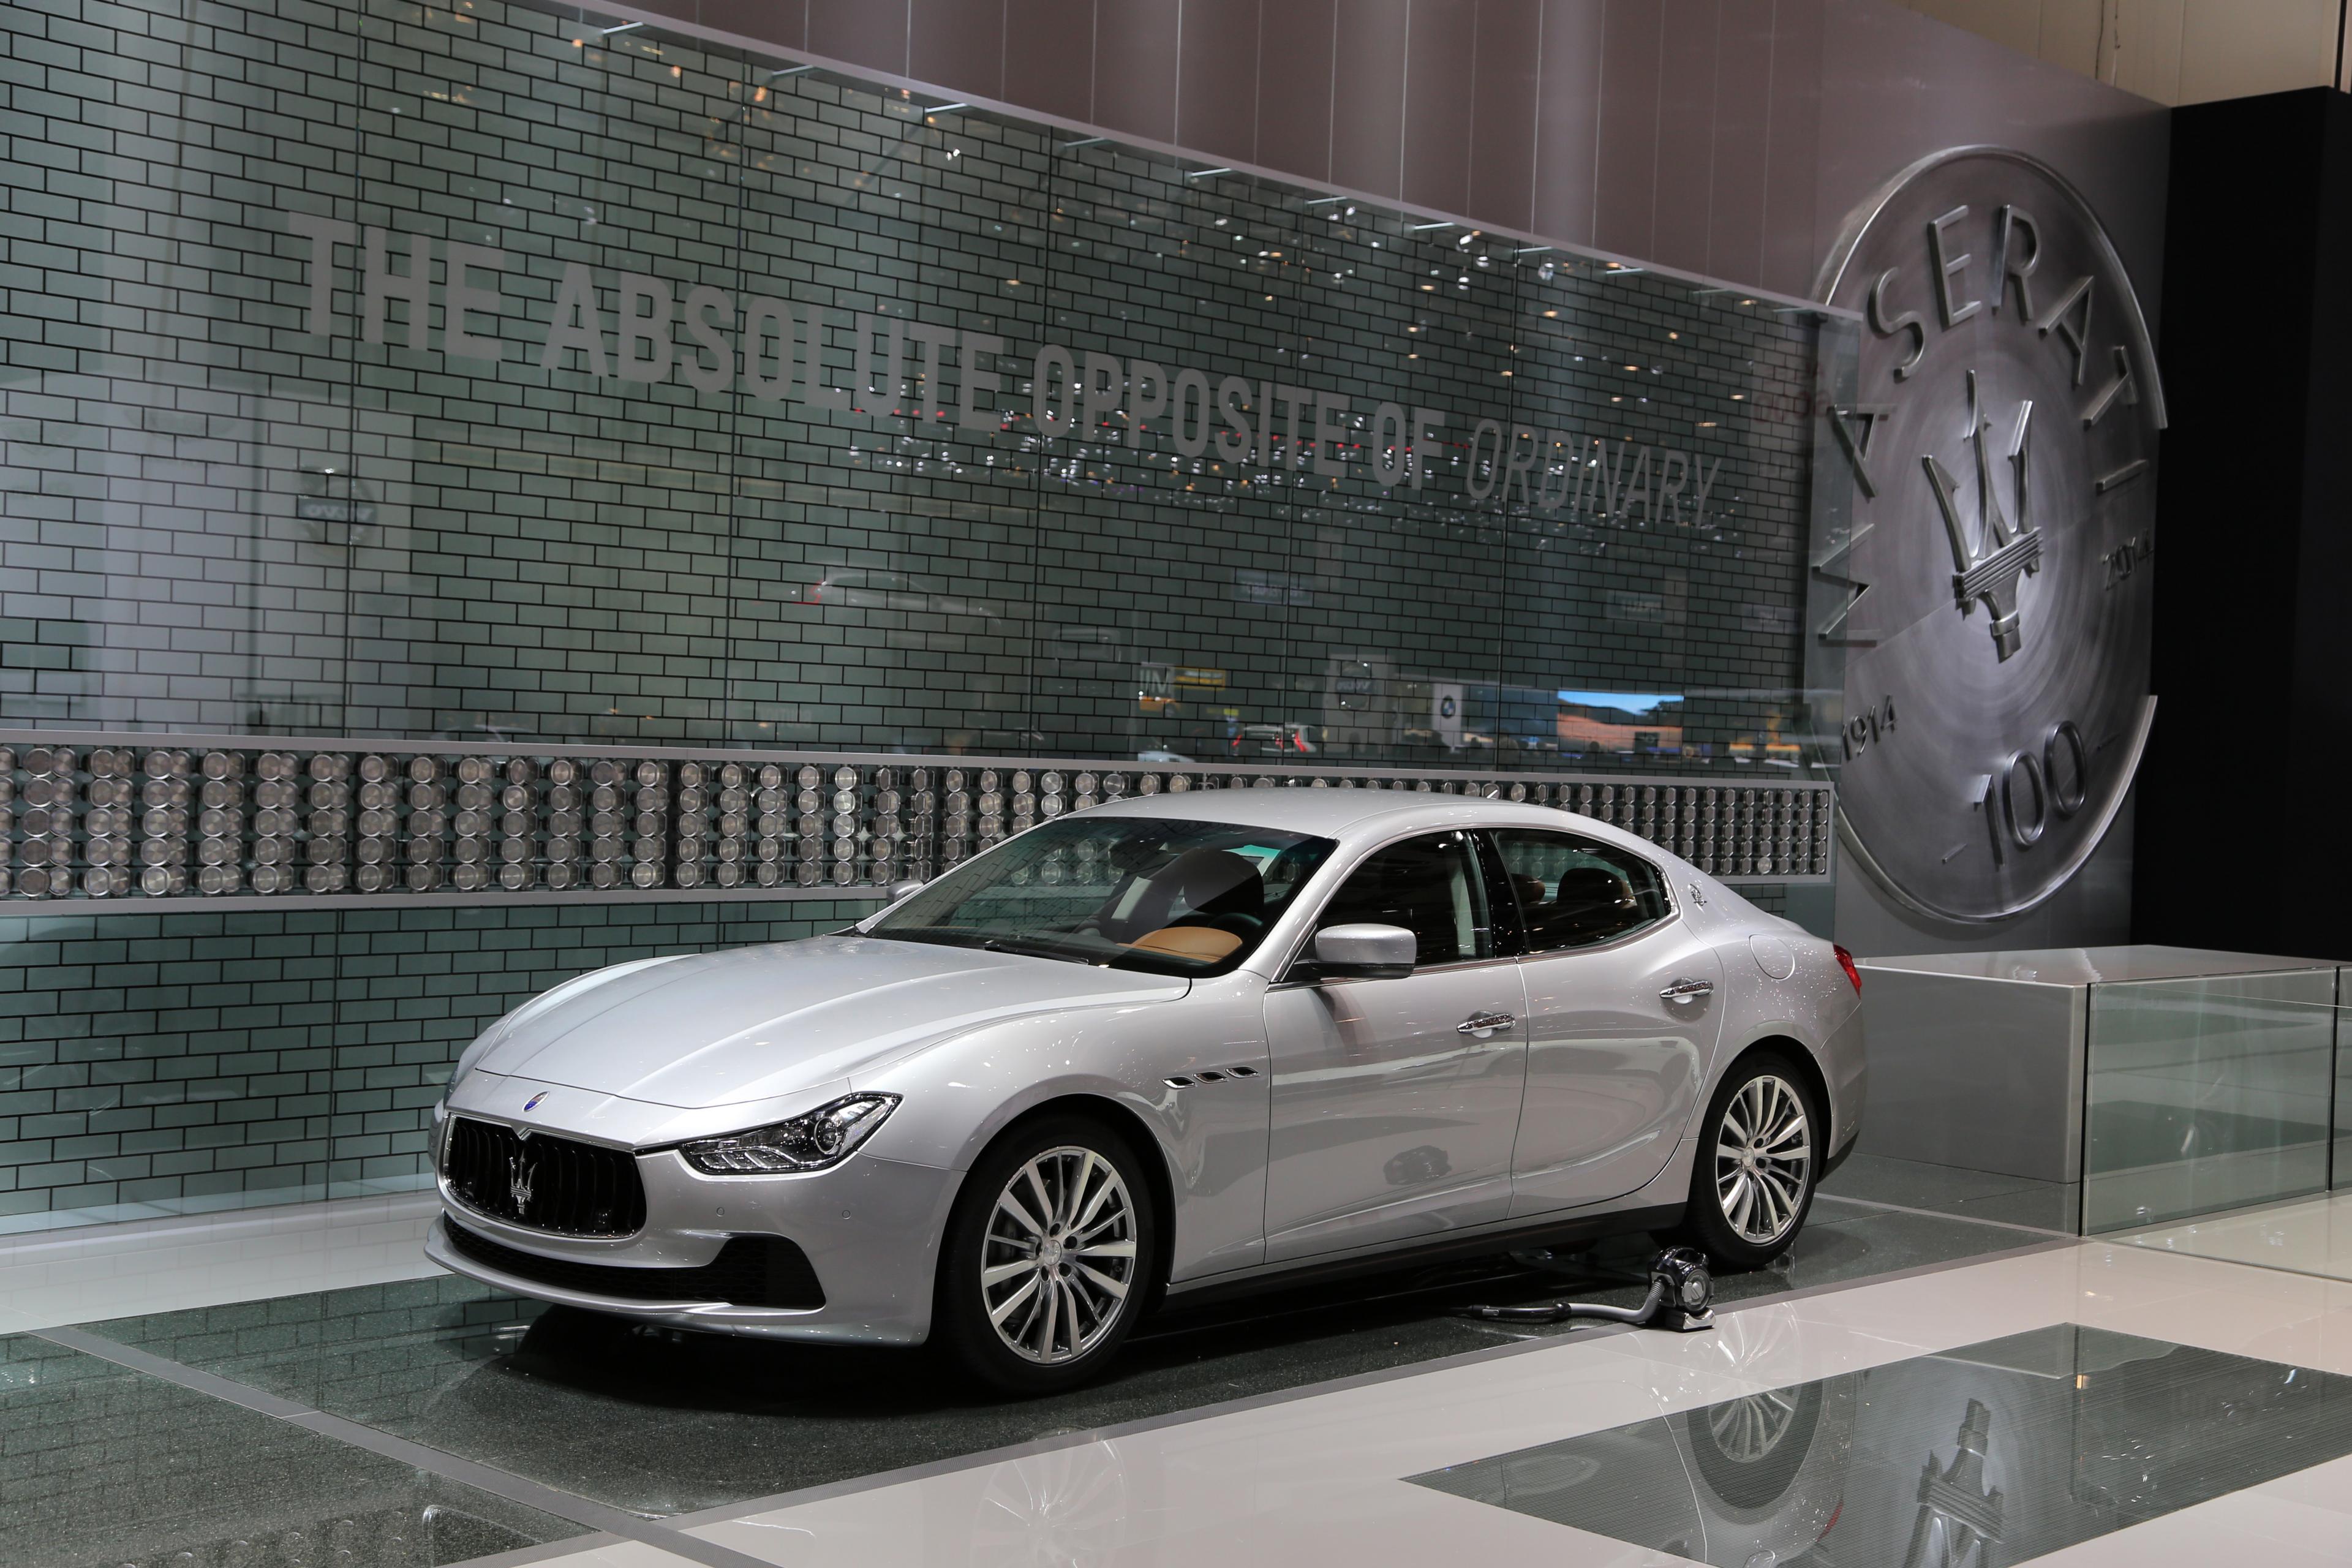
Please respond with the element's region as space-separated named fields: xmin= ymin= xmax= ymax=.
xmin=1156 ymin=1202 xmax=1687 ymax=1311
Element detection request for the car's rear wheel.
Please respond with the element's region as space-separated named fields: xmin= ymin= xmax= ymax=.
xmin=1670 ymin=1052 xmax=1820 ymax=1271
xmin=936 ymin=1114 xmax=1158 ymax=1395
xmin=1688 ymin=1379 xmax=1825 ymax=1510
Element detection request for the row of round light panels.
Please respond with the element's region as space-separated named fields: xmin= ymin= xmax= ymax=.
xmin=0 ymin=745 xmax=1831 ymax=899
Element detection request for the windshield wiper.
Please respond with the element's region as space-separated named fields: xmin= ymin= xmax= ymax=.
xmin=977 ymin=935 xmax=1089 ymax=963
xmin=867 ymin=927 xmax=1088 ymax=964
xmin=864 ymin=928 xmax=992 ymax=951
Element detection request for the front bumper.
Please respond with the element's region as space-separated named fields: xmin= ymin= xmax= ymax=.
xmin=426 ymin=1138 xmax=965 ymax=1346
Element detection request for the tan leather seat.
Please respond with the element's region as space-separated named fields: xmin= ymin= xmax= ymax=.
xmin=1126 ymin=926 xmax=1243 ymax=963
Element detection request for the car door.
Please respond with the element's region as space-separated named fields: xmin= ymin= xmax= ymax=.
xmin=1488 ymin=828 xmax=1724 ymax=1218
xmin=1261 ymin=829 xmax=1529 ymax=1261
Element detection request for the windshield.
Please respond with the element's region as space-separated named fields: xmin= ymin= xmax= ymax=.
xmin=865 ymin=815 xmax=1338 ymax=976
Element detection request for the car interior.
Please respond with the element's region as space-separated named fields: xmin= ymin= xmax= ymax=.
xmin=1113 ymin=846 xmax=1268 ymax=963
xmin=1493 ymin=832 xmax=1668 ymax=950
xmin=1314 ymin=834 xmax=1485 ymax=965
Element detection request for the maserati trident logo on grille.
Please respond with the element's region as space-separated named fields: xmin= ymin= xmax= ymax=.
xmin=507 ymin=1148 xmax=535 ymax=1212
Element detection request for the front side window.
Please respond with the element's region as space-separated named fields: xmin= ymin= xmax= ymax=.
xmin=1490 ymin=829 xmax=1670 ymax=952
xmin=1314 ymin=830 xmax=1494 ymax=967
xmin=865 ymin=815 xmax=1336 ymax=976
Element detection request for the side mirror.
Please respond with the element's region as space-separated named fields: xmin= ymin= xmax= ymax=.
xmin=1300 ymin=923 xmax=1416 ymax=982
xmin=885 ymin=879 xmax=927 ymax=905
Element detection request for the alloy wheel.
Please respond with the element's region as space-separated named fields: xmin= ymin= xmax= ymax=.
xmin=1705 ymin=1389 xmax=1801 ymax=1463
xmin=981 ymin=1145 xmax=1140 ymax=1365
xmin=1713 ymin=1072 xmax=1812 ymax=1246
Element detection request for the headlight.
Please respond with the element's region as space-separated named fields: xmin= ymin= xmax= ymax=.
xmin=679 ymin=1093 xmax=901 ymax=1175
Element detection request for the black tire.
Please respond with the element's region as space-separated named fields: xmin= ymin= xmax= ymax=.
xmin=1669 ymin=1050 xmax=1822 ymax=1271
xmin=935 ymin=1114 xmax=1159 ymax=1395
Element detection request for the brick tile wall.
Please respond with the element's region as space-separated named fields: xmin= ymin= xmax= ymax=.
xmin=0 ymin=0 xmax=1839 ymax=1223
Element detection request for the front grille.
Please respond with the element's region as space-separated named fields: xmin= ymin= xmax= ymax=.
xmin=443 ymin=1117 xmax=647 ymax=1237
xmin=447 ymin=1221 xmax=825 ymax=1310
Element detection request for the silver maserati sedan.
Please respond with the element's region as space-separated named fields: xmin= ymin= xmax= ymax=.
xmin=426 ymin=793 xmax=1866 ymax=1392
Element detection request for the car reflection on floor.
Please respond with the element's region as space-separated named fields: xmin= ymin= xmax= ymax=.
xmin=1413 ymin=1323 xmax=2352 ymax=1567
xmin=71 ymin=1194 xmax=2037 ymax=1518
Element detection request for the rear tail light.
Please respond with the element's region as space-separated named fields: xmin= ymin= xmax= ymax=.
xmin=1833 ymin=943 xmax=1863 ymax=994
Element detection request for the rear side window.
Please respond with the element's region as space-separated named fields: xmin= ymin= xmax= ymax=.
xmin=1489 ymin=829 xmax=1670 ymax=952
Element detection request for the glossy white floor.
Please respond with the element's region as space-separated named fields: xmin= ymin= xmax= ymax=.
xmin=0 ymin=1189 xmax=442 ymax=1333
xmin=10 ymin=1194 xmax=2352 ymax=1567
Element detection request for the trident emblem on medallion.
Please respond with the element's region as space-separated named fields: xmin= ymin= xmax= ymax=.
xmin=1923 ymin=369 xmax=2041 ymax=661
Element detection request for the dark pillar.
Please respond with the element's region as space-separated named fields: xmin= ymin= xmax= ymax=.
xmin=2135 ymin=87 xmax=2352 ymax=959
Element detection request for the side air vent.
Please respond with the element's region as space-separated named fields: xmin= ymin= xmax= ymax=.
xmin=1164 ymin=1064 xmax=1262 ymax=1088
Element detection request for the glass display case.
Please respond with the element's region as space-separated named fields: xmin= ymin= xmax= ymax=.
xmin=1856 ymin=946 xmax=2346 ymax=1234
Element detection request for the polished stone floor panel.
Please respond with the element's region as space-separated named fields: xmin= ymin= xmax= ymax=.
xmin=2120 ymin=1191 xmax=2352 ymax=1285
xmin=0 ymin=1332 xmax=582 ymax=1568
xmin=1409 ymin=1324 xmax=2352 ymax=1567
xmin=72 ymin=1196 xmax=2041 ymax=1518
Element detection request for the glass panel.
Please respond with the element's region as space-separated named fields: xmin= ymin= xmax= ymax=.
xmin=2084 ymin=969 xmax=2339 ymax=1233
xmin=1502 ymin=268 xmax=1833 ymax=779
xmin=2339 ymin=965 xmax=2351 ymax=1190
xmin=1490 ymin=828 xmax=1668 ymax=952
xmin=726 ymin=72 xmax=1051 ymax=752
xmin=0 ymin=0 xmax=1847 ymax=773
xmin=869 ymin=814 xmax=1335 ymax=975
xmin=1261 ymin=200 xmax=1516 ymax=769
xmin=1316 ymin=831 xmax=1491 ymax=964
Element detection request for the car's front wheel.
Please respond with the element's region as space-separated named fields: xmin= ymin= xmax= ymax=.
xmin=1672 ymin=1052 xmax=1821 ymax=1270
xmin=936 ymin=1114 xmax=1158 ymax=1395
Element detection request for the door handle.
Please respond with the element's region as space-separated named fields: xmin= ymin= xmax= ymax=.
xmin=1457 ymin=1010 xmax=1516 ymax=1036
xmin=1659 ymin=979 xmax=1715 ymax=1000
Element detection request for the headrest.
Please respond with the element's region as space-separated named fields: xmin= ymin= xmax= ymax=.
xmin=1157 ymin=847 xmax=1265 ymax=920
xmin=1553 ymin=865 xmax=1634 ymax=909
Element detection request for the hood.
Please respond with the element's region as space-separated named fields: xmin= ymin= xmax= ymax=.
xmin=466 ymin=935 xmax=1189 ymax=1108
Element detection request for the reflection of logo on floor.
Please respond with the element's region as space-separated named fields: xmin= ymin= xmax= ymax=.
xmin=1906 ymin=1398 xmax=2003 ymax=1568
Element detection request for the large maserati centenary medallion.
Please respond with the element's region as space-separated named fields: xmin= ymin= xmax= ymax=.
xmin=1815 ymin=148 xmax=2163 ymax=923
